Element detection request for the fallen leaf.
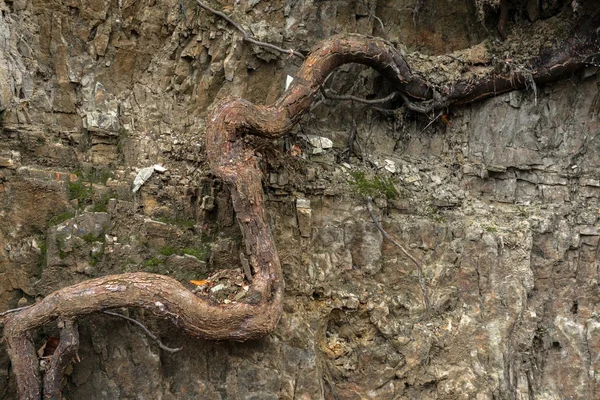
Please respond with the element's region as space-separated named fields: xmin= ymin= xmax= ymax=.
xmin=289 ymin=144 xmax=302 ymax=157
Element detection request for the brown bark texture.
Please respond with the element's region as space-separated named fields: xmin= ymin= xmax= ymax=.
xmin=3 ymin=7 xmax=600 ymax=399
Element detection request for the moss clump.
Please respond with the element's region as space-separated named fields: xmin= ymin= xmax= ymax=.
xmin=349 ymin=171 xmax=398 ymax=200
xmin=48 ymin=211 xmax=75 ymax=226
xmin=143 ymin=257 xmax=165 ymax=274
xmin=181 ymin=246 xmax=208 ymax=260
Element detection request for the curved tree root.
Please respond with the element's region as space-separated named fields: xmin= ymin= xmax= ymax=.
xmin=4 ymin=13 xmax=600 ymax=398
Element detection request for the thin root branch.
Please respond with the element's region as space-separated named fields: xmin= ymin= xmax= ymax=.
xmin=321 ymin=87 xmax=399 ymax=105
xmin=366 ymin=198 xmax=431 ymax=314
xmin=196 ymin=0 xmax=305 ymax=60
xmin=0 ymin=305 xmax=32 ymax=320
xmin=103 ymin=311 xmax=182 ymax=353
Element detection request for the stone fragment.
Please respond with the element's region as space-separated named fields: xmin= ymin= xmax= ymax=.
xmin=132 ymin=167 xmax=155 ymax=193
xmin=285 ymin=75 xmax=293 ymax=90
xmin=131 ymin=165 xmax=167 ymax=192
xmin=296 ymin=198 xmax=312 ymax=238
xmin=305 ymin=135 xmax=333 ymax=154
xmin=92 ymin=20 xmax=112 ymax=57
xmin=508 ymin=91 xmax=523 ymax=108
xmin=174 ymin=58 xmax=190 ymax=84
xmin=383 ymin=159 xmax=396 ymax=173
xmin=210 ymin=283 xmax=225 ymax=293
xmin=0 ymin=157 xmax=16 ymax=169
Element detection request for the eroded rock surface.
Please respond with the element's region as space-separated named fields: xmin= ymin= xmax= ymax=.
xmin=1 ymin=0 xmax=599 ymax=399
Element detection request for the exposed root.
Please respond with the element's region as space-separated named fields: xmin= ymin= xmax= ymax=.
xmin=3 ymin=4 xmax=599 ymax=398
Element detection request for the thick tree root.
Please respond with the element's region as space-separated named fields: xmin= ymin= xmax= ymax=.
xmin=3 ymin=10 xmax=600 ymax=398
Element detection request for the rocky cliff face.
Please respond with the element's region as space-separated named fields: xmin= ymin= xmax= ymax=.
xmin=1 ymin=0 xmax=599 ymax=399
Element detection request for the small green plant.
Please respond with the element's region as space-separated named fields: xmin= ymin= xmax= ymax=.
xmin=67 ymin=181 xmax=93 ymax=205
xmin=89 ymin=248 xmax=104 ymax=267
xmin=424 ymin=201 xmax=445 ymax=223
xmin=349 ymin=171 xmax=398 ymax=200
xmin=116 ymin=127 xmax=129 ymax=157
xmin=90 ymin=191 xmax=117 ymax=212
xmin=56 ymin=236 xmax=67 ymax=260
xmin=516 ymin=205 xmax=530 ymax=218
xmin=74 ymin=166 xmax=114 ymax=185
xmin=81 ymin=232 xmax=102 ymax=243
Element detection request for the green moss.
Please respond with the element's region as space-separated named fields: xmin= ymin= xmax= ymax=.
xmin=38 ymin=239 xmax=47 ymax=257
xmin=484 ymin=224 xmax=498 ymax=233
xmin=48 ymin=211 xmax=75 ymax=226
xmin=81 ymin=232 xmax=103 ymax=243
xmin=56 ymin=236 xmax=67 ymax=260
xmin=158 ymin=244 xmax=209 ymax=260
xmin=144 ymin=257 xmax=162 ymax=267
xmin=143 ymin=257 xmax=165 ymax=274
xmin=159 ymin=246 xmax=178 ymax=256
xmin=349 ymin=171 xmax=398 ymax=200
xmin=421 ymin=201 xmax=445 ymax=223
xmin=181 ymin=246 xmax=208 ymax=260
xmin=90 ymin=202 xmax=108 ymax=213
xmin=156 ymin=216 xmax=195 ymax=229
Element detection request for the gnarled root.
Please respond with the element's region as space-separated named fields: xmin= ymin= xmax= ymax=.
xmin=4 ymin=10 xmax=599 ymax=398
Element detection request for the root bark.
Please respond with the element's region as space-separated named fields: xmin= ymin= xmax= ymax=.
xmin=3 ymin=12 xmax=599 ymax=398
